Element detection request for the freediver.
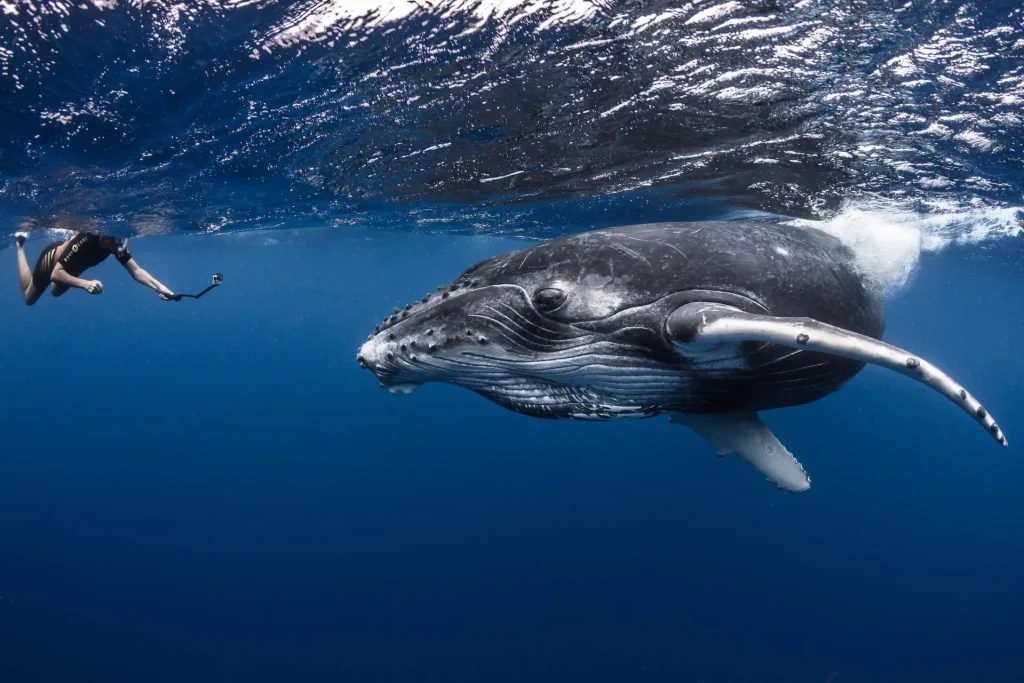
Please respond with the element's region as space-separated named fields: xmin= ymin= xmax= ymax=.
xmin=13 ymin=222 xmax=175 ymax=305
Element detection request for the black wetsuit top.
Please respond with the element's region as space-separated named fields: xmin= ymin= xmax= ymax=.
xmin=32 ymin=233 xmax=132 ymax=290
xmin=59 ymin=233 xmax=132 ymax=275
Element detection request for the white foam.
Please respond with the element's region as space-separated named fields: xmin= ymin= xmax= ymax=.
xmin=479 ymin=170 xmax=524 ymax=183
xmin=788 ymin=200 xmax=1023 ymax=296
xmin=954 ymin=130 xmax=1000 ymax=152
xmin=261 ymin=0 xmax=604 ymax=50
xmin=685 ymin=2 xmax=741 ymax=26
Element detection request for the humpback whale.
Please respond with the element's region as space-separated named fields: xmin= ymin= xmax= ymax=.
xmin=357 ymin=222 xmax=1006 ymax=492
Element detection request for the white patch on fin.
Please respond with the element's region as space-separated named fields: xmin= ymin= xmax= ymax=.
xmin=667 ymin=302 xmax=1008 ymax=447
xmin=671 ymin=412 xmax=811 ymax=492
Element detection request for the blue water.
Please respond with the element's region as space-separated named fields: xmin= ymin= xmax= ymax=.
xmin=3 ymin=0 xmax=1024 ymax=681
xmin=2 ymin=228 xmax=1023 ymax=682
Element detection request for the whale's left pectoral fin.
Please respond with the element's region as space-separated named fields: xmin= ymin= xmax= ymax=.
xmin=667 ymin=302 xmax=1008 ymax=447
xmin=671 ymin=412 xmax=812 ymax=492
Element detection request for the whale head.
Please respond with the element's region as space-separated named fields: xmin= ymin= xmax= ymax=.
xmin=355 ymin=232 xmax=696 ymax=419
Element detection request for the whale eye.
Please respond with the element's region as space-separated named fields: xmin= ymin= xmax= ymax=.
xmin=532 ymin=287 xmax=566 ymax=313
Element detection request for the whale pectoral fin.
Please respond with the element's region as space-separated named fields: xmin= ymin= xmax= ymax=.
xmin=667 ymin=302 xmax=1008 ymax=447
xmin=671 ymin=412 xmax=811 ymax=492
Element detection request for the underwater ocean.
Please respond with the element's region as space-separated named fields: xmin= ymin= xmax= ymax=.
xmin=2 ymin=1 xmax=1024 ymax=681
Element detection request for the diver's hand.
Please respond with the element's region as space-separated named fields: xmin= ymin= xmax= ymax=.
xmin=157 ymin=285 xmax=175 ymax=301
xmin=84 ymin=280 xmax=103 ymax=295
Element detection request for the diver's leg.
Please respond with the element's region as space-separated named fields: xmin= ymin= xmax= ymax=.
xmin=15 ymin=236 xmax=41 ymax=306
xmin=15 ymin=235 xmax=31 ymax=290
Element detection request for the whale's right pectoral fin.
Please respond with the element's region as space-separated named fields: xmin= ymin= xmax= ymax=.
xmin=671 ymin=412 xmax=812 ymax=492
xmin=666 ymin=302 xmax=1008 ymax=447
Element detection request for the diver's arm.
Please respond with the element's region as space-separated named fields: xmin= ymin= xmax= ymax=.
xmin=122 ymin=258 xmax=174 ymax=299
xmin=50 ymin=263 xmax=102 ymax=294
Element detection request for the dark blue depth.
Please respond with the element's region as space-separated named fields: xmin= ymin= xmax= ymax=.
xmin=1 ymin=229 xmax=1022 ymax=682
